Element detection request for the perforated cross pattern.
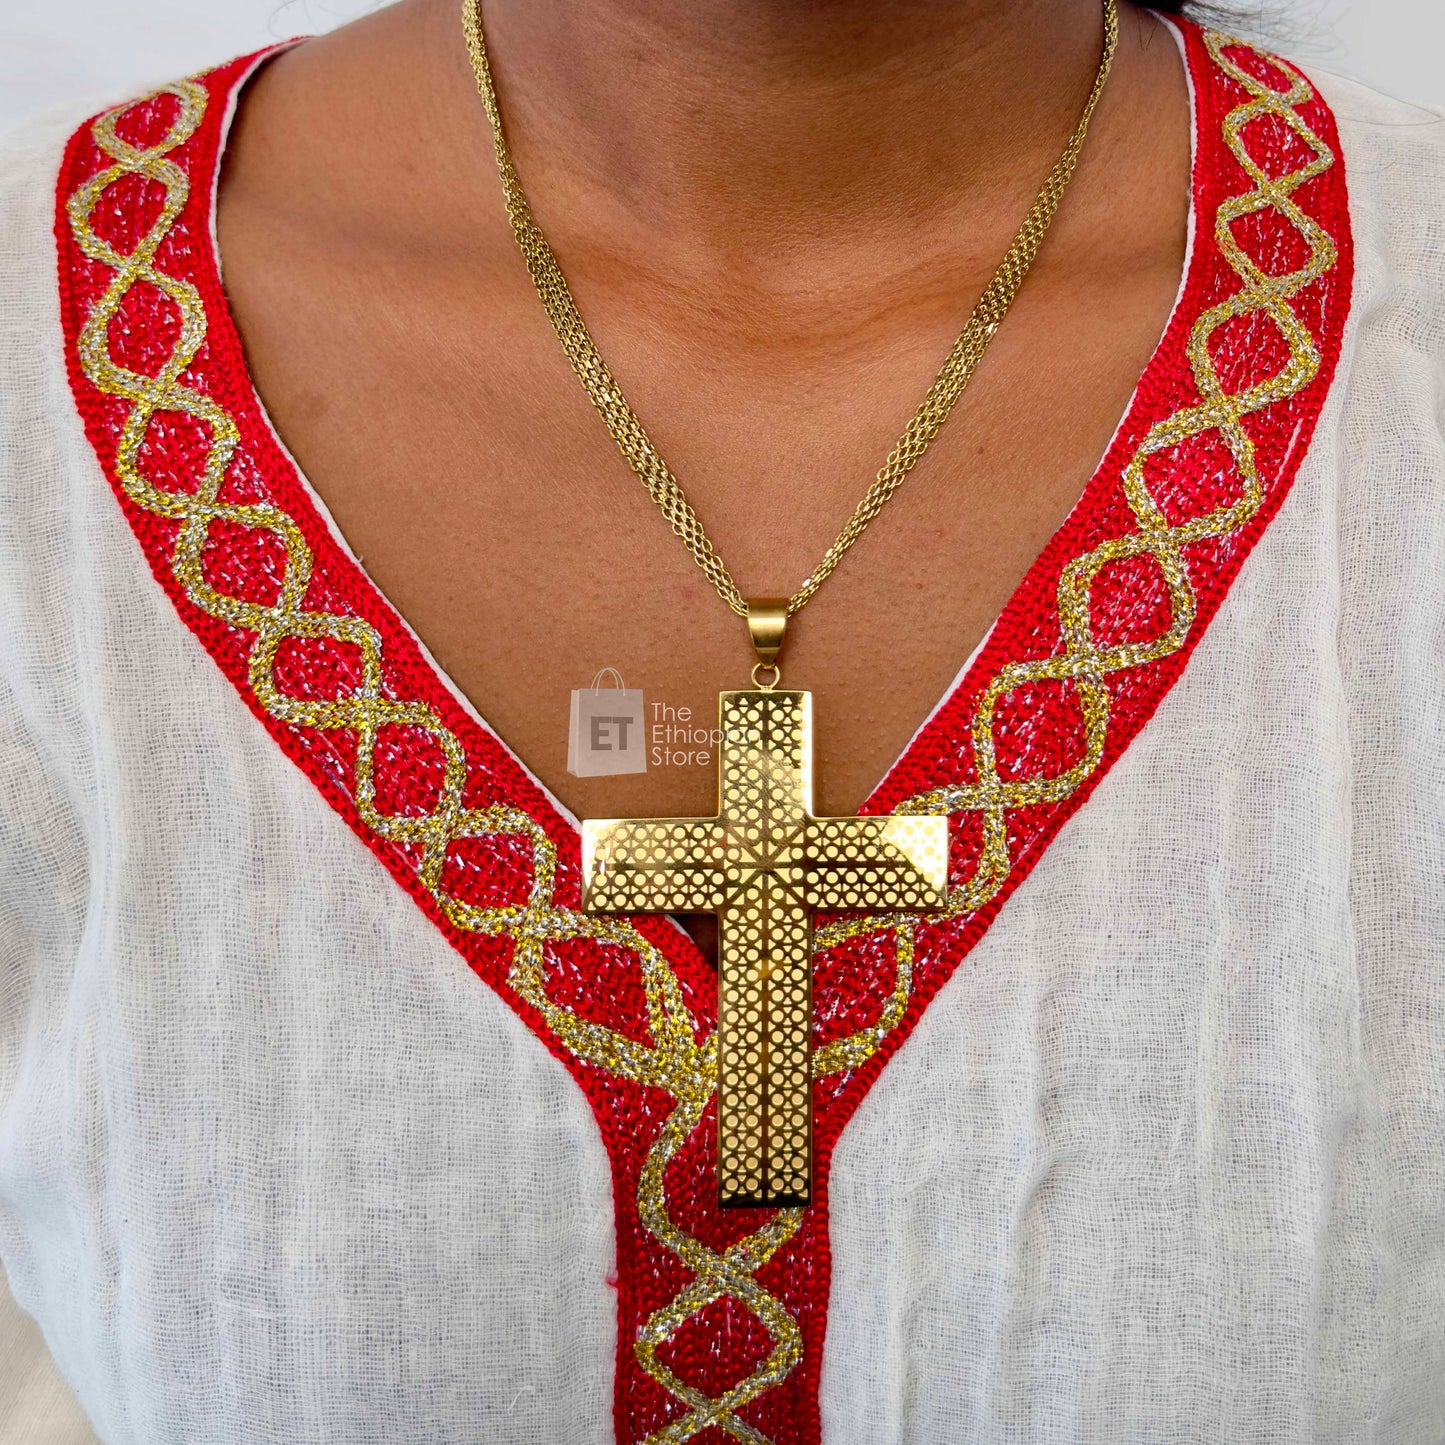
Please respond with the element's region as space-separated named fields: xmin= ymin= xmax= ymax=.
xmin=583 ymin=691 xmax=949 ymax=1206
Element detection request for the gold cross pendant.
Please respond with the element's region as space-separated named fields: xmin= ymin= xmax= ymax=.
xmin=580 ymin=620 xmax=949 ymax=1207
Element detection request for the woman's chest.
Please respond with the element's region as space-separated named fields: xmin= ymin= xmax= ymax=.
xmin=215 ymin=172 xmax=1187 ymax=830
xmin=33 ymin=34 xmax=1366 ymax=1434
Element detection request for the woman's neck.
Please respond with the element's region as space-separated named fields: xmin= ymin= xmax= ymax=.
xmin=226 ymin=0 xmax=1186 ymax=309
xmin=466 ymin=0 xmax=1138 ymax=253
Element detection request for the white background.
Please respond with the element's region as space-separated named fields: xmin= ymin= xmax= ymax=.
xmin=1 ymin=0 xmax=1444 ymax=134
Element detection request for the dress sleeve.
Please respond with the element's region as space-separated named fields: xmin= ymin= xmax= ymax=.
xmin=1319 ymin=68 xmax=1445 ymax=1412
xmin=0 ymin=106 xmax=110 ymax=1443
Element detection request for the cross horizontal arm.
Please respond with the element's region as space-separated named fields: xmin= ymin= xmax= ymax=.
xmin=581 ymin=817 xmax=729 ymax=914
xmin=803 ymin=814 xmax=950 ymax=913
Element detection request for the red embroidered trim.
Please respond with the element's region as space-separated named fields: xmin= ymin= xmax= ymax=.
xmin=54 ymin=20 xmax=1352 ymax=1443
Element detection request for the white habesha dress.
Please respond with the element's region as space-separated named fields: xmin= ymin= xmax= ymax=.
xmin=1 ymin=12 xmax=1443 ymax=1445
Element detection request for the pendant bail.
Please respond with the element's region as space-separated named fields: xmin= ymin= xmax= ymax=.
xmin=746 ymin=597 xmax=789 ymax=667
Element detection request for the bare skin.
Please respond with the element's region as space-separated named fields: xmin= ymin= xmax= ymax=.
xmin=216 ymin=0 xmax=1191 ymax=960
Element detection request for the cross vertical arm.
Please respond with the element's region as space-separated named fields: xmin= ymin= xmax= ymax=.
xmin=715 ymin=882 xmax=813 ymax=1207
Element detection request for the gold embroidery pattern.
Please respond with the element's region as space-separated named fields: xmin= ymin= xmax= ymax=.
xmin=814 ymin=32 xmax=1339 ymax=987
xmin=69 ymin=78 xmax=806 ymax=1445
xmin=64 ymin=33 xmax=1337 ymax=1443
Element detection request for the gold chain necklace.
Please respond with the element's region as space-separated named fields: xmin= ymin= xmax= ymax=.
xmin=462 ymin=0 xmax=1117 ymax=1209
xmin=463 ymin=0 xmax=1116 ymax=678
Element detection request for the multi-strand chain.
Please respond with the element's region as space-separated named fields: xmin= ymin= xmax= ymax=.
xmin=461 ymin=0 xmax=1118 ymax=623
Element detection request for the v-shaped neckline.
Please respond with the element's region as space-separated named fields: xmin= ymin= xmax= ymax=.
xmin=55 ymin=22 xmax=1354 ymax=1442
xmin=196 ymin=16 xmax=1200 ymax=969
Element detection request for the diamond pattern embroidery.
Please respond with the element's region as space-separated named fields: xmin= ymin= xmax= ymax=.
xmin=56 ymin=25 xmax=1350 ymax=1444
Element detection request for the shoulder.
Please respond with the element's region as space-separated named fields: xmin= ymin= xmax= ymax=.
xmin=1306 ymin=63 xmax=1445 ymax=303
xmin=0 ymin=49 xmax=273 ymax=577
xmin=0 ymin=93 xmax=110 ymax=205
xmin=0 ymin=44 xmax=286 ymax=368
xmin=1224 ymin=50 xmax=1445 ymax=483
xmin=0 ymin=104 xmax=105 ymax=696
xmin=1280 ymin=66 xmax=1445 ymax=736
xmin=1296 ymin=62 xmax=1445 ymax=447
xmin=0 ymin=107 xmax=118 ymax=934
xmin=0 ymin=102 xmax=94 ymax=404
xmin=0 ymin=53 xmax=249 ymax=461
xmin=1305 ymin=60 xmax=1445 ymax=165
xmin=1172 ymin=23 xmax=1445 ymax=357
xmin=1285 ymin=61 xmax=1445 ymax=369
xmin=0 ymin=57 xmax=255 ymax=765
xmin=1164 ymin=22 xmax=1445 ymax=446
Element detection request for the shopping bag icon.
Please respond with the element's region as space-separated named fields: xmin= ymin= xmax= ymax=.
xmin=567 ymin=668 xmax=647 ymax=778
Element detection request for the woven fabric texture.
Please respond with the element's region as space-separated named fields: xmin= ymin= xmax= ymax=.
xmin=1 ymin=20 xmax=1443 ymax=1445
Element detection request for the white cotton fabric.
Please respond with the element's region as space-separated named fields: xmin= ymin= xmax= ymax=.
xmin=1 ymin=57 xmax=1443 ymax=1445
